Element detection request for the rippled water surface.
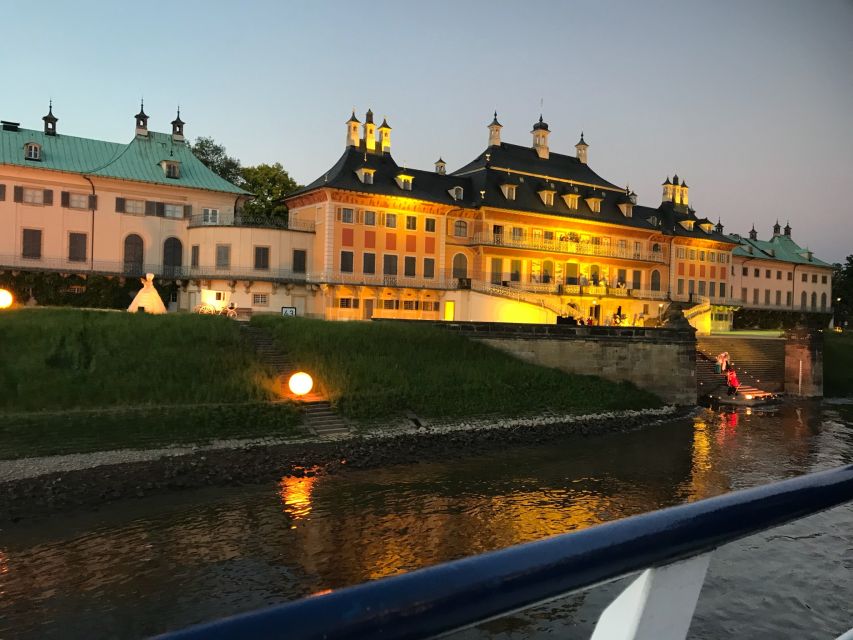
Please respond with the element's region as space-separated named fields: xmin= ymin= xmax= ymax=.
xmin=1 ymin=401 xmax=852 ymax=639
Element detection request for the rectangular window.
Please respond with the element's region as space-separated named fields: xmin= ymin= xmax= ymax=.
xmin=512 ymin=227 xmax=524 ymax=241
xmin=68 ymin=232 xmax=87 ymax=262
xmin=164 ymin=203 xmax=183 ymax=219
xmin=341 ymin=208 xmax=354 ymax=223
xmin=191 ymin=245 xmax=199 ymax=267
xmin=677 ymin=279 xmax=684 ymax=295
xmin=23 ymin=188 xmax=44 ymax=205
xmin=689 ymin=249 xmax=696 ymax=260
xmin=812 ymin=274 xmax=817 ymax=283
xmin=753 ymin=288 xmax=759 ymax=304
xmin=677 ymin=247 xmax=686 ymax=259
xmin=788 ymin=272 xmax=793 ymax=281
xmin=254 ymin=246 xmax=270 ymax=270
xmin=741 ymin=287 xmax=747 ymax=301
xmin=67 ymin=193 xmax=89 ymax=209
xmin=776 ymin=270 xmax=782 ymax=280
xmin=423 ymin=258 xmax=435 ymax=278
xmin=203 ymin=208 xmax=219 ymax=224
xmin=765 ymin=269 xmax=771 ymax=278
xmin=511 ymin=259 xmax=522 ymax=282
xmin=425 ymin=218 xmax=436 ymax=232
xmin=22 ymin=229 xmax=41 ymax=258
xmin=709 ymin=252 xmax=716 ymax=263
xmin=775 ymin=290 xmax=782 ymax=305
xmin=406 ymin=215 xmax=417 ymax=230
xmin=491 ymin=257 xmax=502 ymax=285
xmin=382 ymin=299 xmax=396 ymax=310
xmin=544 ymin=230 xmax=554 ymax=241
xmin=385 ymin=213 xmax=397 ymax=228
xmin=364 ymin=210 xmax=376 ymax=226
xmin=786 ymin=291 xmax=792 ymax=306
xmin=699 ymin=251 xmax=706 ymax=261
xmin=403 ymin=300 xmax=417 ymax=311
xmin=293 ymin=249 xmax=306 ymax=273
xmin=765 ymin=289 xmax=771 ymax=304
xmin=363 ymin=252 xmax=376 ymax=274
xmin=698 ymin=281 xmax=706 ymax=296
xmin=754 ymin=268 xmax=760 ymax=277
xmin=216 ymin=244 xmax=231 ymax=269
xmin=125 ymin=199 xmax=144 ymax=215
xmin=404 ymin=256 xmax=416 ymax=277
xmin=822 ymin=275 xmax=828 ymax=284
xmin=252 ymin=294 xmax=269 ymax=307
xmin=340 ymin=251 xmax=354 ymax=273
xmin=720 ymin=283 xmax=726 ymax=297
xmin=632 ymin=270 xmax=641 ymax=289
xmin=742 ymin=267 xmax=748 ymax=276
xmin=339 ymin=298 xmax=352 ymax=309
xmin=383 ymin=255 xmax=398 ymax=275
xmin=709 ymin=281 xmax=716 ymax=297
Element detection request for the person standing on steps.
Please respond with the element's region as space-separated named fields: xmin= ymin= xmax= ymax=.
xmin=726 ymin=367 xmax=740 ymax=397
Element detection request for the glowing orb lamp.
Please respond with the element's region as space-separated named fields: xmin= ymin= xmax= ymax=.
xmin=0 ymin=289 xmax=13 ymax=309
xmin=288 ymin=372 xmax=314 ymax=396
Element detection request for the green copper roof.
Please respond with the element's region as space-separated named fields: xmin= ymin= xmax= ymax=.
xmin=728 ymin=233 xmax=831 ymax=267
xmin=0 ymin=127 xmax=249 ymax=195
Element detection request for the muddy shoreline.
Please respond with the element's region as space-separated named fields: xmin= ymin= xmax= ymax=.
xmin=0 ymin=406 xmax=692 ymax=521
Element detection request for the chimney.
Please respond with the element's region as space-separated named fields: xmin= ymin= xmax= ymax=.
xmin=378 ymin=117 xmax=391 ymax=153
xmin=42 ymin=101 xmax=58 ymax=136
xmin=531 ymin=115 xmax=550 ymax=159
xmin=575 ymin=132 xmax=588 ymax=164
xmin=171 ymin=107 xmax=185 ymax=142
xmin=363 ymin=109 xmax=376 ymax=152
xmin=488 ymin=111 xmax=502 ymax=147
xmin=346 ymin=110 xmax=360 ymax=148
xmin=134 ymin=100 xmax=149 ymax=137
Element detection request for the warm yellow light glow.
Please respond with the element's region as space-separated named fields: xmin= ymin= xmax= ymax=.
xmin=0 ymin=289 xmax=13 ymax=309
xmin=745 ymin=394 xmax=753 ymax=400
xmin=288 ymin=372 xmax=314 ymax=396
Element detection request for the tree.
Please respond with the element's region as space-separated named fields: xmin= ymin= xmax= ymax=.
xmin=832 ymin=255 xmax=853 ymax=327
xmin=191 ymin=137 xmax=243 ymax=185
xmin=241 ymin=163 xmax=300 ymax=220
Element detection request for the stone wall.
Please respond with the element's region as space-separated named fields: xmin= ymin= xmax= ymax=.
xmin=387 ymin=321 xmax=698 ymax=405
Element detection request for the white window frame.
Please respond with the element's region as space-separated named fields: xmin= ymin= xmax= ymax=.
xmin=25 ymin=143 xmax=41 ymax=160
xmin=341 ymin=208 xmax=354 ymax=224
xmin=164 ymin=203 xmax=183 ymax=219
xmin=203 ymin=208 xmax=220 ymax=224
xmin=385 ymin=213 xmax=397 ymax=228
xmin=364 ymin=210 xmax=376 ymax=226
xmin=68 ymin=193 xmax=89 ymax=209
xmin=23 ymin=188 xmax=44 ymax=205
xmin=252 ymin=293 xmax=269 ymax=307
xmin=125 ymin=199 xmax=145 ymax=215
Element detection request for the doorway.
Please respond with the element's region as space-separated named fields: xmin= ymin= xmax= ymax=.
xmin=443 ymin=301 xmax=455 ymax=321
xmin=364 ymin=299 xmax=374 ymax=320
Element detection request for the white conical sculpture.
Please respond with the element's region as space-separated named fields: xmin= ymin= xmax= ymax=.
xmin=128 ymin=273 xmax=167 ymax=314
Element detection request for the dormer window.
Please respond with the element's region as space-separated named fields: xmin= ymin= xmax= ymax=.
xmin=356 ymin=167 xmax=375 ymax=184
xmin=562 ymin=193 xmax=580 ymax=210
xmin=539 ymin=190 xmax=555 ymax=206
xmin=700 ymin=222 xmax=714 ymax=233
xmin=680 ymin=220 xmax=695 ymax=231
xmin=162 ymin=160 xmax=181 ymax=179
xmin=25 ymin=143 xmax=41 ymax=161
xmin=500 ymin=184 xmax=517 ymax=201
xmin=449 ymin=186 xmax=464 ymax=201
xmin=395 ymin=174 xmax=413 ymax=191
xmin=618 ymin=203 xmax=633 ymax=218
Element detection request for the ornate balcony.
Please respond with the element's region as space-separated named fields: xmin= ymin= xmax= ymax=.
xmin=188 ymin=211 xmax=315 ymax=232
xmin=460 ymin=232 xmax=667 ymax=263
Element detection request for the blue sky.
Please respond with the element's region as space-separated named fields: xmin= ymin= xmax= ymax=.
xmin=4 ymin=0 xmax=852 ymax=261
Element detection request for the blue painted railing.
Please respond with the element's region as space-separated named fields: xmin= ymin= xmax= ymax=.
xmin=155 ymin=465 xmax=853 ymax=640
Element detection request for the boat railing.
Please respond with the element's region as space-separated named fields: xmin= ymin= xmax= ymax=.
xmin=155 ymin=465 xmax=853 ymax=640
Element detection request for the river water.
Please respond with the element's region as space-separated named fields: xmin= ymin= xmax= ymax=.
xmin=1 ymin=401 xmax=852 ymax=639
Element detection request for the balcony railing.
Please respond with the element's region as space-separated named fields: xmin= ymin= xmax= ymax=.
xmin=188 ymin=212 xmax=315 ymax=232
xmin=464 ymin=232 xmax=667 ymax=263
xmin=735 ymin=300 xmax=833 ymax=314
xmin=156 ymin=465 xmax=853 ymax=640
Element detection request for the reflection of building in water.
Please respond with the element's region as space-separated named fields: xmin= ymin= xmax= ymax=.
xmin=280 ymin=475 xmax=317 ymax=521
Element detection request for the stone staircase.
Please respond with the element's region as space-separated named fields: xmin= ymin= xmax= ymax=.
xmin=696 ymin=350 xmax=768 ymax=400
xmin=471 ymin=280 xmax=579 ymax=318
xmin=241 ymin=325 xmax=351 ymax=437
xmin=697 ymin=336 xmax=785 ymax=392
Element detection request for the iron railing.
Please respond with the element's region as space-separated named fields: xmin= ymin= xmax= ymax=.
xmin=463 ymin=232 xmax=668 ymax=263
xmin=187 ymin=212 xmax=315 ymax=232
xmin=155 ymin=465 xmax=853 ymax=640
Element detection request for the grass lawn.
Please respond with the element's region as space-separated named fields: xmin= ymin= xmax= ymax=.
xmin=0 ymin=308 xmax=277 ymax=411
xmin=824 ymin=332 xmax=853 ymax=397
xmin=252 ymin=316 xmax=662 ymax=420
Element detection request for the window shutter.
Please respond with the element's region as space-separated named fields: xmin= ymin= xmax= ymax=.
xmin=13 ymin=186 xmax=23 ymax=203
xmin=156 ymin=202 xmax=165 ymax=217
xmin=145 ymin=201 xmax=156 ymax=216
xmin=0 ymin=184 xmax=5 ymax=201
xmin=43 ymin=190 xmax=53 ymax=205
xmin=61 ymin=191 xmax=70 ymax=207
xmin=115 ymin=197 xmax=126 ymax=213
xmin=184 ymin=204 xmax=192 ymax=219
xmin=89 ymin=195 xmax=98 ymax=210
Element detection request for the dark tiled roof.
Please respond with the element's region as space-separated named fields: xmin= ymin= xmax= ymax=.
xmin=290 ymin=146 xmax=477 ymax=207
xmin=632 ymin=202 xmax=733 ymax=243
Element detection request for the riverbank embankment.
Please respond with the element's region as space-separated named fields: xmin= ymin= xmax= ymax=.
xmin=0 ymin=406 xmax=685 ymax=521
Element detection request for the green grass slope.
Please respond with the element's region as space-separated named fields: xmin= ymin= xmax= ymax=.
xmin=252 ymin=316 xmax=662 ymax=419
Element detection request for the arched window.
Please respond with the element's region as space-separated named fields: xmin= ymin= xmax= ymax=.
xmin=163 ymin=237 xmax=183 ymax=277
xmin=454 ymin=220 xmax=468 ymax=238
xmin=651 ymin=270 xmax=661 ymax=291
xmin=821 ymin=292 xmax=827 ymax=311
xmin=452 ymin=253 xmax=468 ymax=279
xmin=542 ymin=260 xmax=554 ymax=284
xmin=565 ymin=263 xmax=579 ymax=286
xmin=652 ymin=243 xmax=661 ymax=253
xmin=811 ymin=292 xmax=817 ymax=310
xmin=123 ymin=234 xmax=144 ymax=275
xmin=25 ymin=142 xmax=41 ymax=161
xmin=801 ymin=291 xmax=807 ymax=310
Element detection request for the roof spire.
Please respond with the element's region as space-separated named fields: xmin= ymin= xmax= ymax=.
xmin=42 ymin=100 xmax=58 ymax=135
xmin=134 ymin=98 xmax=149 ymax=136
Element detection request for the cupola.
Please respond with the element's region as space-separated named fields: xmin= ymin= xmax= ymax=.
xmin=134 ymin=100 xmax=149 ymax=137
xmin=679 ymin=178 xmax=689 ymax=205
xmin=749 ymin=225 xmax=758 ymax=241
xmin=171 ymin=108 xmax=185 ymax=142
xmin=488 ymin=111 xmax=502 ymax=147
xmin=363 ymin=109 xmax=376 ymax=152
xmin=661 ymin=177 xmax=674 ymax=203
xmin=346 ymin=110 xmax=360 ymax=147
xmin=575 ymin=132 xmax=588 ymax=164
xmin=772 ymin=220 xmax=781 ymax=236
xmin=531 ymin=115 xmax=550 ymax=159
xmin=378 ymin=117 xmax=392 ymax=153
xmin=435 ymin=157 xmax=446 ymax=174
xmin=784 ymin=221 xmax=792 ymax=237
xmin=715 ymin=218 xmax=724 ymax=234
xmin=42 ymin=101 xmax=57 ymax=136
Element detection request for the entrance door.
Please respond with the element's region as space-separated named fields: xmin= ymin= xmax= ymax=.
xmin=443 ymin=300 xmax=455 ymax=321
xmin=364 ymin=299 xmax=374 ymax=320
xmin=492 ymin=225 xmax=504 ymax=244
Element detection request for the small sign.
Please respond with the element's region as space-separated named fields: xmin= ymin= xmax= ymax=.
xmin=281 ymin=306 xmax=297 ymax=317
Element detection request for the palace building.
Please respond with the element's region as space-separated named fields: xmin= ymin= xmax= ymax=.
xmin=0 ymin=105 xmax=833 ymax=330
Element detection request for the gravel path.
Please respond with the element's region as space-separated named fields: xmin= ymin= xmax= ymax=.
xmin=0 ymin=406 xmax=678 ymax=484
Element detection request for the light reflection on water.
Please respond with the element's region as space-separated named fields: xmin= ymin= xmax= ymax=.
xmin=0 ymin=402 xmax=851 ymax=639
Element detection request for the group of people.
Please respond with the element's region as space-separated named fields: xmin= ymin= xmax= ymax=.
xmin=716 ymin=351 xmax=741 ymax=396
